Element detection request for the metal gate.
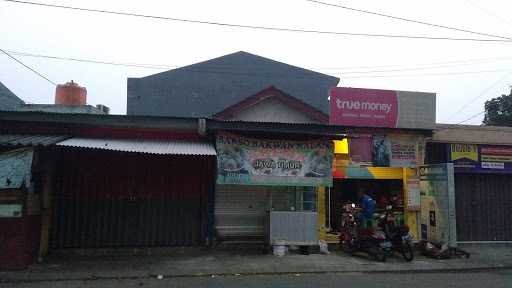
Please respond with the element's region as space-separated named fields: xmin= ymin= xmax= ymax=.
xmin=215 ymin=185 xmax=269 ymax=242
xmin=455 ymin=173 xmax=512 ymax=241
xmin=50 ymin=149 xmax=212 ymax=249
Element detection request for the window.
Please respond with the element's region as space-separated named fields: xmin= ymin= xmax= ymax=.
xmin=271 ymin=186 xmax=317 ymax=212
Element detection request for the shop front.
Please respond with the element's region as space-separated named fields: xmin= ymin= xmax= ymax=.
xmin=326 ymin=87 xmax=435 ymax=244
xmin=427 ymin=135 xmax=512 ymax=242
xmin=49 ymin=137 xmax=217 ymax=249
xmin=214 ymin=132 xmax=333 ymax=247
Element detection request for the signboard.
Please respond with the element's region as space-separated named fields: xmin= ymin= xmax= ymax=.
xmin=449 ymin=144 xmax=512 ymax=173
xmin=479 ymin=146 xmax=512 ymax=172
xmin=450 ymin=144 xmax=478 ymax=169
xmin=419 ymin=164 xmax=456 ymax=246
xmin=0 ymin=148 xmax=33 ymax=189
xmin=216 ymin=132 xmax=333 ymax=186
xmin=329 ymin=87 xmax=435 ymax=129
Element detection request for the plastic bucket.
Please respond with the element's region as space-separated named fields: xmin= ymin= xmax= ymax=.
xmin=273 ymin=240 xmax=287 ymax=257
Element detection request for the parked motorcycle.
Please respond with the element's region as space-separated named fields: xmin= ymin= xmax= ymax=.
xmin=378 ymin=205 xmax=414 ymax=262
xmin=339 ymin=203 xmax=388 ymax=262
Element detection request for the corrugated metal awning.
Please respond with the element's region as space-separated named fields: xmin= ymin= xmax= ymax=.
xmin=0 ymin=134 xmax=69 ymax=147
xmin=56 ymin=137 xmax=217 ymax=155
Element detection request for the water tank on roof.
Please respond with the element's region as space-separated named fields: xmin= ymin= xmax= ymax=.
xmin=55 ymin=80 xmax=87 ymax=105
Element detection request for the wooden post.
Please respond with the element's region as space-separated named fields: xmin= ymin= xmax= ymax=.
xmin=317 ymin=186 xmax=326 ymax=241
xmin=38 ymin=151 xmax=55 ymax=261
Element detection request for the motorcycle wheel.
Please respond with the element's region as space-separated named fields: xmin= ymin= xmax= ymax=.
xmin=370 ymin=247 xmax=387 ymax=262
xmin=401 ymin=242 xmax=414 ymax=262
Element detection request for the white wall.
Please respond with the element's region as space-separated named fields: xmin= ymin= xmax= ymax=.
xmin=230 ymin=96 xmax=320 ymax=124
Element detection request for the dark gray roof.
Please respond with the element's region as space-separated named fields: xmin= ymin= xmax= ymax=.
xmin=127 ymin=51 xmax=339 ymax=117
xmin=0 ymin=134 xmax=69 ymax=147
xmin=17 ymin=104 xmax=105 ymax=114
xmin=0 ymin=82 xmax=24 ymax=111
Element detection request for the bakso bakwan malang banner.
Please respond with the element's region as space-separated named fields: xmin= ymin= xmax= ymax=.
xmin=216 ymin=132 xmax=333 ymax=186
xmin=329 ymin=87 xmax=436 ymax=129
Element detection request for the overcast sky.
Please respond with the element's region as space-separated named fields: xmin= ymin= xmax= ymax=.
xmin=1 ymin=0 xmax=511 ymax=124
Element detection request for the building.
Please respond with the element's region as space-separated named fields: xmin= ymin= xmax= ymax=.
xmin=0 ymin=81 xmax=24 ymax=111
xmin=127 ymin=51 xmax=339 ymax=118
xmin=427 ymin=124 xmax=512 ymax=242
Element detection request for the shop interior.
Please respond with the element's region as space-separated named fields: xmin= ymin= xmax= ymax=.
xmin=326 ymin=179 xmax=405 ymax=241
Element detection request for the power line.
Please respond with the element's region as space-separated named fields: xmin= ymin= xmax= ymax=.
xmin=463 ymin=0 xmax=512 ymax=27
xmin=456 ymin=110 xmax=485 ymax=124
xmin=4 ymin=49 xmax=512 ymax=77
xmin=445 ymin=72 xmax=512 ymax=122
xmin=306 ymin=0 xmax=512 ymax=40
xmin=6 ymin=50 xmax=179 ymax=70
xmin=316 ymin=56 xmax=512 ymax=70
xmin=341 ymin=68 xmax=510 ymax=79
xmin=338 ymin=61 xmax=512 ymax=75
xmin=2 ymin=0 xmax=512 ymax=43
xmin=0 ymin=48 xmax=56 ymax=85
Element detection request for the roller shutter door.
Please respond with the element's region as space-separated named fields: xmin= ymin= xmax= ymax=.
xmin=455 ymin=173 xmax=512 ymax=241
xmin=215 ymin=185 xmax=269 ymax=242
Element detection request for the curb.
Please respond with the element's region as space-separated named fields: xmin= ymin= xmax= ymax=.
xmin=2 ymin=265 xmax=512 ymax=284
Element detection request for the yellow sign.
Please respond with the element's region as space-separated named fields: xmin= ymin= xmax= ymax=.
xmin=450 ymin=144 xmax=477 ymax=161
xmin=334 ymin=139 xmax=348 ymax=154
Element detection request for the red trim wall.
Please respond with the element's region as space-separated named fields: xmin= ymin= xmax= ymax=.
xmin=213 ymin=86 xmax=329 ymax=123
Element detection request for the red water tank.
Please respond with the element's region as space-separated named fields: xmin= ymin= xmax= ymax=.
xmin=55 ymin=80 xmax=87 ymax=105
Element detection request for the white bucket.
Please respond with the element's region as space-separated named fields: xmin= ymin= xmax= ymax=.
xmin=273 ymin=240 xmax=287 ymax=257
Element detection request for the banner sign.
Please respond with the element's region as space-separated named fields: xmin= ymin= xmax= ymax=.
xmin=371 ymin=134 xmax=421 ymax=167
xmin=419 ymin=164 xmax=457 ymax=246
xmin=0 ymin=148 xmax=33 ymax=189
xmin=449 ymin=144 xmax=512 ymax=173
xmin=329 ymin=87 xmax=435 ymax=129
xmin=216 ymin=132 xmax=333 ymax=186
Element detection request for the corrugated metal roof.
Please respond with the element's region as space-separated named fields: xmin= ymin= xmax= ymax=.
xmin=56 ymin=137 xmax=217 ymax=155
xmin=0 ymin=134 xmax=69 ymax=147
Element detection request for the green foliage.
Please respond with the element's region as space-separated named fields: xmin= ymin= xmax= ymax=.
xmin=483 ymin=89 xmax=512 ymax=127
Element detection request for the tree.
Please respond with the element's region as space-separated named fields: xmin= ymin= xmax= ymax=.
xmin=483 ymin=88 xmax=512 ymax=127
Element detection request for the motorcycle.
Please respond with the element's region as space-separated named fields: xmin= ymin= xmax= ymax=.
xmin=378 ymin=205 xmax=414 ymax=262
xmin=339 ymin=203 xmax=388 ymax=262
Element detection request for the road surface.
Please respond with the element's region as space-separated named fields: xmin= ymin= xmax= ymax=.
xmin=3 ymin=270 xmax=511 ymax=288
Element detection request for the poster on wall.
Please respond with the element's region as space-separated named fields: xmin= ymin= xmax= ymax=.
xmin=348 ymin=135 xmax=373 ymax=166
xmin=371 ymin=135 xmax=421 ymax=168
xmin=389 ymin=134 xmax=419 ymax=167
xmin=0 ymin=148 xmax=34 ymax=190
xmin=419 ymin=164 xmax=457 ymax=246
xmin=216 ymin=132 xmax=333 ymax=186
xmin=406 ymin=176 xmax=420 ymax=211
xmin=372 ymin=135 xmax=391 ymax=167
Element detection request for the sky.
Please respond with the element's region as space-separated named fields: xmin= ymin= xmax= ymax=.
xmin=1 ymin=0 xmax=511 ymax=124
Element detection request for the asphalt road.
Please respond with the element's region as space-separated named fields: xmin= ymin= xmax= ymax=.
xmin=3 ymin=270 xmax=511 ymax=288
